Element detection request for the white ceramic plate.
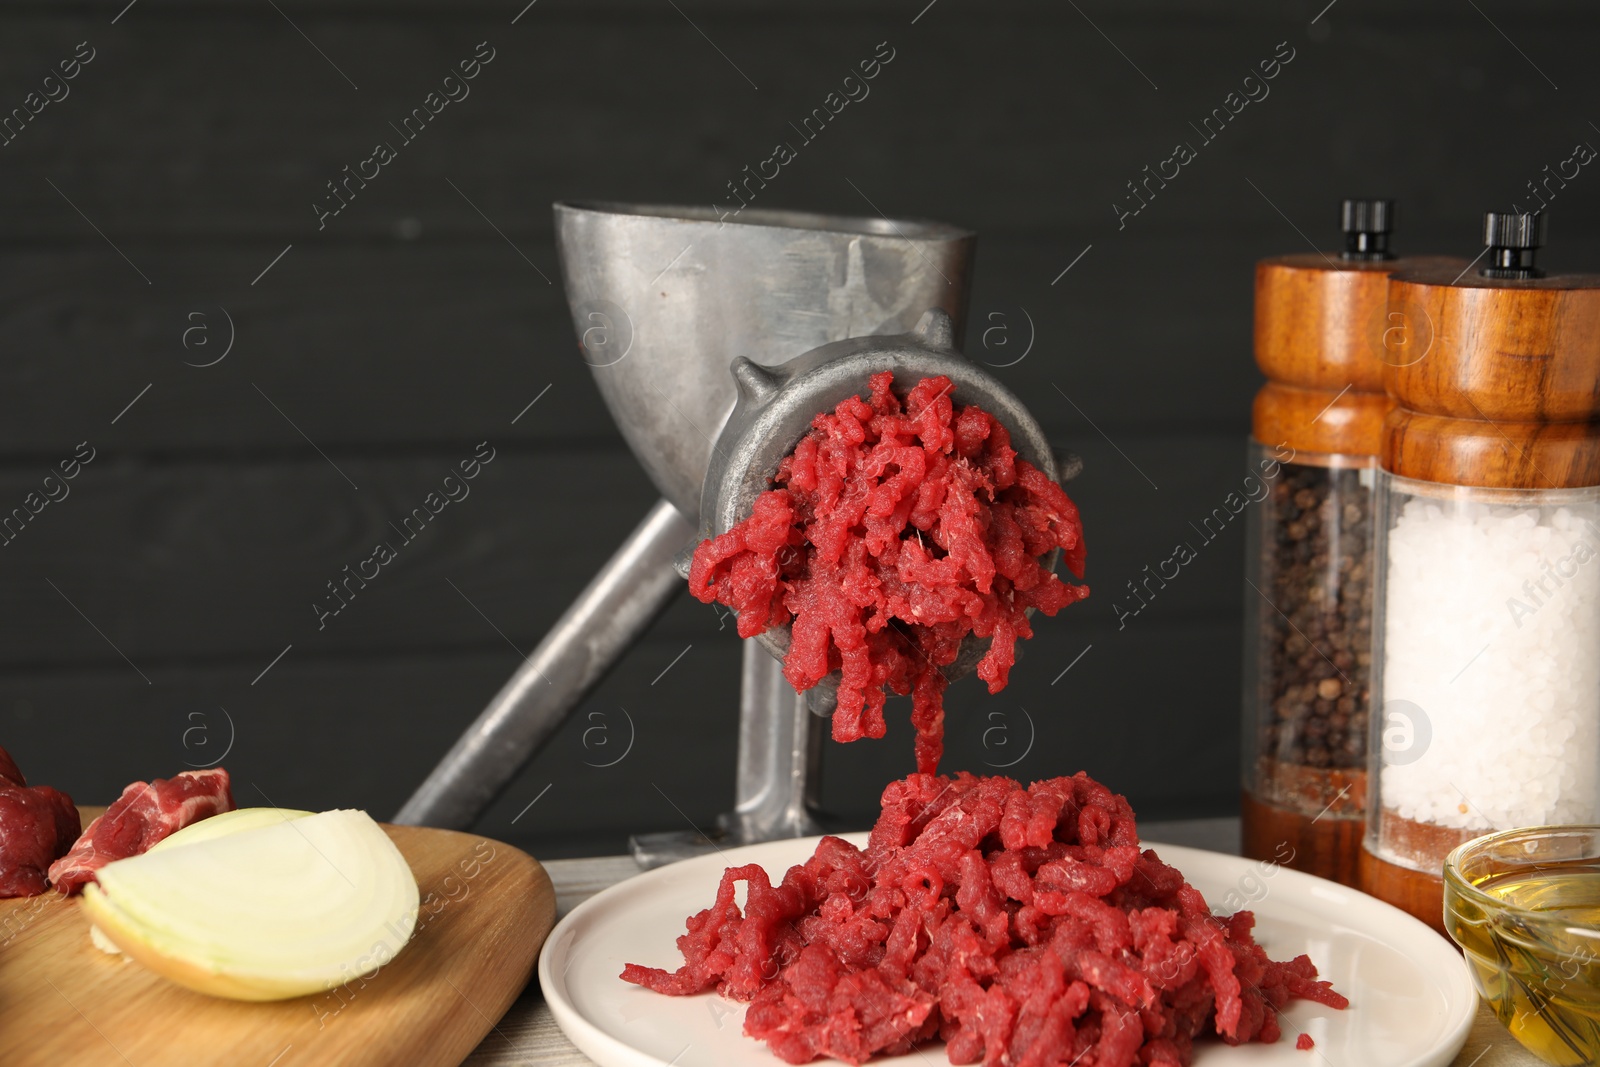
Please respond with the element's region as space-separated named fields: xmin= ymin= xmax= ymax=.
xmin=540 ymin=834 xmax=1475 ymax=1067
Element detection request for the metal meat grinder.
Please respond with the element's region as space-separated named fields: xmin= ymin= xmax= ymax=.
xmin=395 ymin=201 xmax=1073 ymax=865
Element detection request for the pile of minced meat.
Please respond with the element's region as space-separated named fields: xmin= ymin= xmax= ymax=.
xmin=625 ymin=772 xmax=1346 ymax=1065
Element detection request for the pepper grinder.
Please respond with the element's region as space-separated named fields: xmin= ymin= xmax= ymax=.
xmin=1241 ymin=200 xmax=1463 ymax=886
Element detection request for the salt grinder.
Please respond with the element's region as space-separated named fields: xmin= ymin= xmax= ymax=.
xmin=1360 ymin=212 xmax=1600 ymax=934
xmin=1241 ymin=200 xmax=1462 ymax=887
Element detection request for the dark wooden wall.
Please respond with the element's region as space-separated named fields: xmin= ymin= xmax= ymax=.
xmin=3 ymin=0 xmax=1598 ymax=857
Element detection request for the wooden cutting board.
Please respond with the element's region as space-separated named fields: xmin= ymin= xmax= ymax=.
xmin=0 ymin=814 xmax=555 ymax=1067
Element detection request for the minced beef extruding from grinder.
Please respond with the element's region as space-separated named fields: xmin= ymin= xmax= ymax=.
xmin=689 ymin=373 xmax=1089 ymax=774
xmin=623 ymin=772 xmax=1347 ymax=1066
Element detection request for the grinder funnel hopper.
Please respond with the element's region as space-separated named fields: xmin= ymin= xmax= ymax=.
xmin=553 ymin=201 xmax=975 ymax=520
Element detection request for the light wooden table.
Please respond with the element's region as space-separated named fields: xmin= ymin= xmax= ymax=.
xmin=463 ymin=819 xmax=1537 ymax=1066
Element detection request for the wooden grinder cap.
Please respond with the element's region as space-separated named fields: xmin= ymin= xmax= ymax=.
xmin=1256 ymin=253 xmax=1461 ymax=394
xmin=1253 ymin=200 xmax=1464 ymax=457
xmin=1383 ymin=213 xmax=1600 ymax=489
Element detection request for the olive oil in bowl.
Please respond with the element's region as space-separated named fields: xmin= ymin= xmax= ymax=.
xmin=1445 ymin=830 xmax=1600 ymax=1067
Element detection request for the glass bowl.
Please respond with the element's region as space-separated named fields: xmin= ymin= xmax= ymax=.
xmin=1444 ymin=826 xmax=1600 ymax=1066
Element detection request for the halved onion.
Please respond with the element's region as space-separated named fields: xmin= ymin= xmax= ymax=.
xmin=82 ymin=809 xmax=419 ymax=1001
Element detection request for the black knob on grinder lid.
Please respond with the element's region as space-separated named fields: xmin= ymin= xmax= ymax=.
xmin=1481 ymin=211 xmax=1546 ymax=279
xmin=1340 ymin=198 xmax=1395 ymax=261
